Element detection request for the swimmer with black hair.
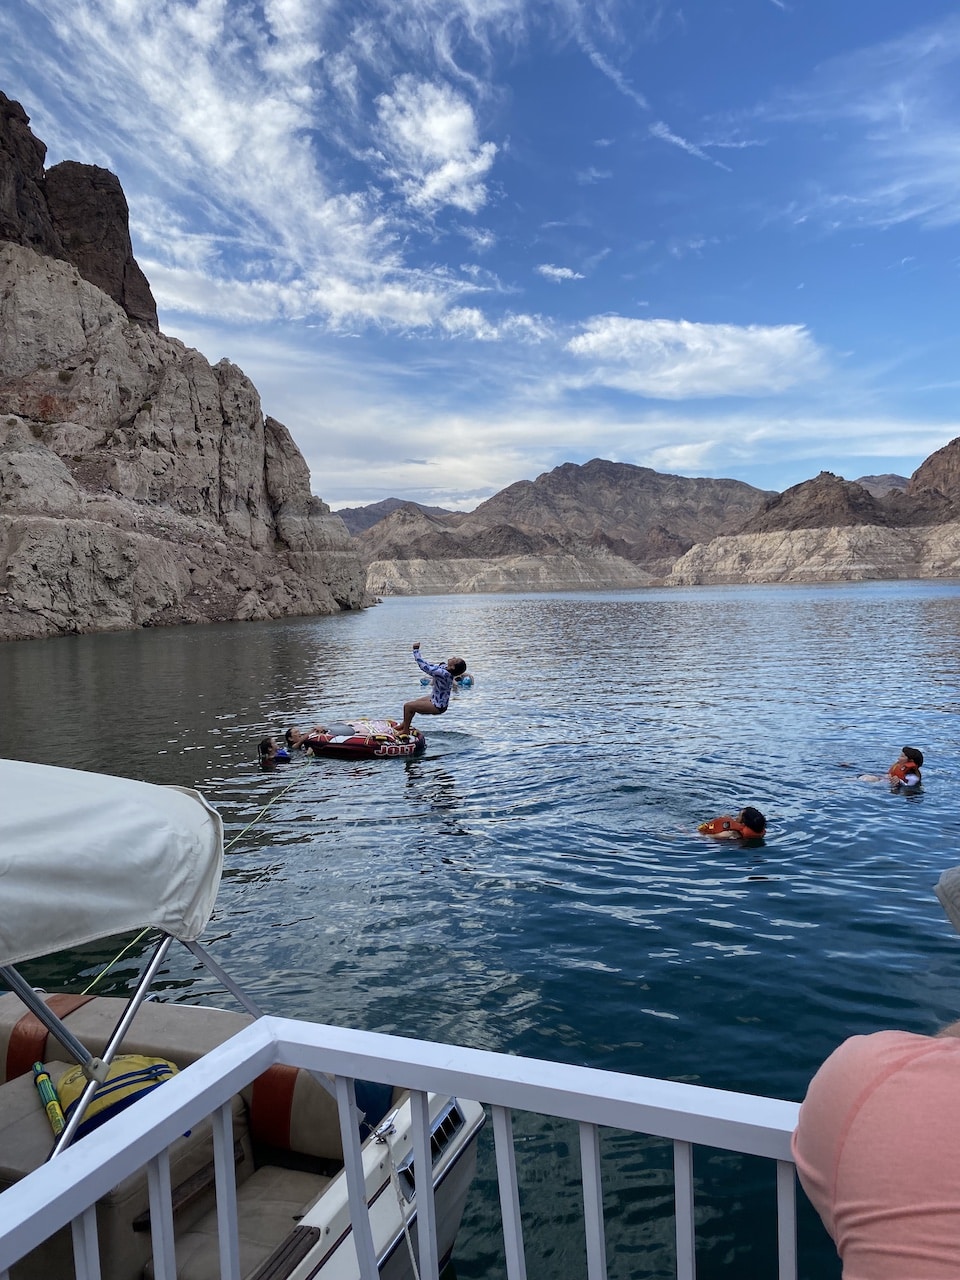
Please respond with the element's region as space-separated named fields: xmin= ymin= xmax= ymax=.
xmin=698 ymin=807 xmax=767 ymax=840
xmin=257 ymin=736 xmax=291 ymax=768
xmin=285 ymin=726 xmax=330 ymax=753
xmin=859 ymin=745 xmax=924 ymax=789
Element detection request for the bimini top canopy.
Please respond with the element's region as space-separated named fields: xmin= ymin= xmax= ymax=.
xmin=0 ymin=759 xmax=224 ymax=967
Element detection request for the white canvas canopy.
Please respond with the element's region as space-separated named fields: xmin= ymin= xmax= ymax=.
xmin=0 ymin=759 xmax=224 ymax=967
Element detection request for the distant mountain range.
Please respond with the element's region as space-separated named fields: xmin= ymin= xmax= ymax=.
xmin=336 ymin=497 xmax=454 ymax=535
xmin=340 ymin=470 xmax=912 ymax=537
xmin=345 ymin=450 xmax=960 ymax=594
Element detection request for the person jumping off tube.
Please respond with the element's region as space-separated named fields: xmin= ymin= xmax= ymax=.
xmin=399 ymin=642 xmax=466 ymax=737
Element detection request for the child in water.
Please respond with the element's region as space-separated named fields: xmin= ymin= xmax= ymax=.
xmin=698 ymin=807 xmax=767 ymax=840
xmin=858 ymin=745 xmax=923 ymax=789
xmin=285 ymin=726 xmax=330 ymax=754
xmin=257 ymin=736 xmax=291 ymax=768
xmin=399 ymin=642 xmax=467 ymax=737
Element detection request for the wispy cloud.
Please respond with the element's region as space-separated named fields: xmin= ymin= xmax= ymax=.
xmin=537 ymin=264 xmax=585 ymax=282
xmin=579 ymin=40 xmax=649 ymax=110
xmin=667 ymin=236 xmax=718 ymax=260
xmin=760 ymin=14 xmax=960 ymax=229
xmin=649 ymin=120 xmax=731 ymax=171
xmin=576 ymin=166 xmax=612 ymax=184
xmin=0 ymin=0 xmax=521 ymax=334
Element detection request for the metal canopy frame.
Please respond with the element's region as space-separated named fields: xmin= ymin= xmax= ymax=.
xmin=1 ymin=933 xmax=337 ymax=1160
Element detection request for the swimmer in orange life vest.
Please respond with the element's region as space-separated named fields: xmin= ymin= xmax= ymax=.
xmin=859 ymin=745 xmax=923 ymax=789
xmin=888 ymin=745 xmax=923 ymax=788
xmin=698 ymin=806 xmax=766 ymax=840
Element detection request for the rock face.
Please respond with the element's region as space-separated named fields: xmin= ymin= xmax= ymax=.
xmin=0 ymin=95 xmax=367 ymax=641
xmin=739 ymin=471 xmax=890 ymax=533
xmin=0 ymin=92 xmax=157 ymax=327
xmin=910 ymin=435 xmax=960 ymax=504
xmin=667 ymin=523 xmax=960 ymax=584
xmin=667 ymin=451 xmax=960 ymax=586
xmin=359 ymin=459 xmax=772 ymax=593
xmin=366 ymin=552 xmax=656 ymax=596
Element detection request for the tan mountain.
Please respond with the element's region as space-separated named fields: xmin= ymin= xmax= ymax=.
xmin=668 ymin=451 xmax=960 ymax=585
xmin=363 ymin=449 xmax=960 ymax=595
xmin=361 ymin=460 xmax=774 ymax=593
xmin=336 ymin=498 xmax=454 ymax=535
xmin=853 ymin=473 xmax=909 ymax=499
xmin=0 ymin=92 xmax=367 ymax=641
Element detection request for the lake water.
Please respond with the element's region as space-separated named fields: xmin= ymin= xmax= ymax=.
xmin=3 ymin=581 xmax=960 ymax=1279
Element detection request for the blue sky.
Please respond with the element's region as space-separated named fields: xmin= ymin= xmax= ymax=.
xmin=2 ymin=1 xmax=959 ymax=510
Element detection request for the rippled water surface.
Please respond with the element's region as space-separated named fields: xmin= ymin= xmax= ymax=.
xmin=3 ymin=582 xmax=960 ymax=1278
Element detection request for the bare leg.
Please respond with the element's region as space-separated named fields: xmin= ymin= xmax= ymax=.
xmin=400 ymin=696 xmax=443 ymax=734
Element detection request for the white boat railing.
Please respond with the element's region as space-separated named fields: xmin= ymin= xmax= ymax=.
xmin=0 ymin=1014 xmax=801 ymax=1280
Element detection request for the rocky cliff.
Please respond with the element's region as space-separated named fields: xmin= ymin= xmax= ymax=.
xmin=667 ymin=523 xmax=960 ymax=585
xmin=1 ymin=92 xmax=157 ymax=327
xmin=0 ymin=95 xmax=367 ymax=640
xmin=666 ymin=457 xmax=960 ymax=585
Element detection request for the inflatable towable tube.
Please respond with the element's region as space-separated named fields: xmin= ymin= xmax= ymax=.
xmin=301 ymin=719 xmax=426 ymax=760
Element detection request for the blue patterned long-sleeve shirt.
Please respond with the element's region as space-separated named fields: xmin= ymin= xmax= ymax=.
xmin=415 ymin=650 xmax=453 ymax=708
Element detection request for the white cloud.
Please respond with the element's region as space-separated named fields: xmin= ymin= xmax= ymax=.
xmin=459 ymin=224 xmax=497 ymax=252
xmin=537 ymin=264 xmax=585 ymax=282
xmin=374 ymin=75 xmax=497 ymax=213
xmin=565 ymin=316 xmax=825 ymax=398
xmin=646 ymin=441 xmax=719 ymax=473
xmin=441 ymin=307 xmax=500 ymax=340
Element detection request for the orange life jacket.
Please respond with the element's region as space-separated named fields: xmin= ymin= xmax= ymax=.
xmin=698 ymin=816 xmax=765 ymax=838
xmin=888 ymin=760 xmax=921 ymax=784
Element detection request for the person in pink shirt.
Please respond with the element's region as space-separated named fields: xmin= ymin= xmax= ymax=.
xmin=792 ymin=1026 xmax=960 ymax=1278
xmin=792 ymin=863 xmax=960 ymax=1278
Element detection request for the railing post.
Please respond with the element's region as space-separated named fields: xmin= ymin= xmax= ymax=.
xmin=673 ymin=1140 xmax=696 ymax=1280
xmin=335 ymin=1075 xmax=380 ymax=1280
xmin=492 ymin=1104 xmax=527 ymax=1280
xmin=212 ymin=1101 xmax=240 ymax=1280
xmin=147 ymin=1148 xmax=177 ymax=1280
xmin=411 ymin=1090 xmax=440 ymax=1280
xmin=71 ymin=1204 xmax=101 ymax=1280
xmin=578 ymin=1121 xmax=607 ymax=1280
xmin=776 ymin=1160 xmax=797 ymax=1280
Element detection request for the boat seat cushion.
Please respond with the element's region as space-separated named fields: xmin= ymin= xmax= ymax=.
xmin=1 ymin=1062 xmax=254 ymax=1280
xmin=0 ymin=993 xmax=397 ymax=1163
xmin=142 ymin=1165 xmax=331 ymax=1280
